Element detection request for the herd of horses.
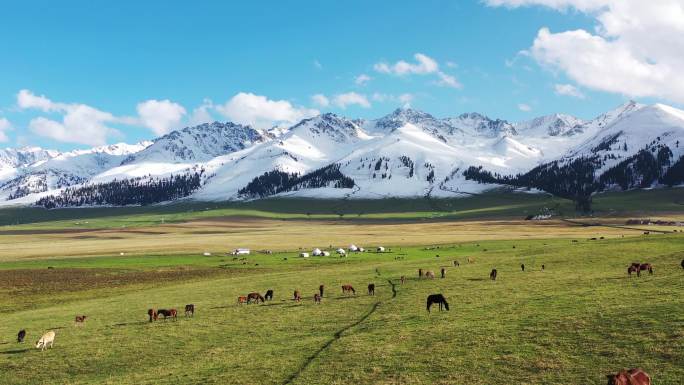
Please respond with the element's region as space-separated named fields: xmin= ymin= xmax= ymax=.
xmin=147 ymin=304 xmax=195 ymax=322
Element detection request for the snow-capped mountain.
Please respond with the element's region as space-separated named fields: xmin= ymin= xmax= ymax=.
xmin=3 ymin=101 xmax=683 ymax=208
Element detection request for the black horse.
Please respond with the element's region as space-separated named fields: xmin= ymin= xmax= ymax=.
xmin=521 ymin=264 xmax=525 ymax=272
xmin=368 ymin=283 xmax=375 ymax=295
xmin=265 ymin=290 xmax=274 ymax=301
xmin=319 ymin=285 xmax=324 ymax=298
xmin=17 ymin=329 xmax=26 ymax=343
xmin=681 ymin=259 xmax=684 ymax=269
xmin=490 ymin=269 xmax=498 ymax=280
xmin=426 ymin=294 xmax=449 ymax=312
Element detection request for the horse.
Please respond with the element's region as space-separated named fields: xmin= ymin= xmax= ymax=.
xmin=541 ymin=264 xmax=545 ymax=271
xmin=453 ymin=260 xmax=460 ymax=267
xmin=440 ymin=268 xmax=446 ymax=279
xmin=681 ymin=259 xmax=684 ymax=269
xmin=17 ymin=329 xmax=26 ymax=343
xmin=237 ymin=296 xmax=248 ymax=305
xmin=639 ymin=263 xmax=654 ymax=275
xmin=314 ymin=293 xmax=321 ymax=304
xmin=319 ymin=285 xmax=324 ymax=298
xmin=74 ymin=315 xmax=87 ymax=326
xmin=426 ymin=294 xmax=449 ymax=312
xmin=293 ymin=290 xmax=302 ymax=302
xmin=247 ymin=292 xmax=265 ymax=304
xmin=425 ymin=271 xmax=435 ymax=279
xmin=467 ymin=257 xmax=474 ymax=263
xmin=367 ymin=283 xmax=375 ymax=296
xmin=342 ymin=284 xmax=356 ymax=295
xmin=606 ymin=368 xmax=651 ymax=385
xmin=490 ymin=269 xmax=497 ymax=281
xmin=36 ymin=331 xmax=55 ymax=351
xmin=185 ymin=304 xmax=195 ymax=317
xmin=521 ymin=264 xmax=525 ymax=272
xmin=157 ymin=309 xmax=177 ymax=320
xmin=418 ymin=268 xmax=423 ymax=278
xmin=265 ymin=290 xmax=274 ymax=301
xmin=628 ymin=265 xmax=639 ymax=277
xmin=400 ymin=276 xmax=405 ymax=284
xmin=148 ymin=308 xmax=157 ymax=322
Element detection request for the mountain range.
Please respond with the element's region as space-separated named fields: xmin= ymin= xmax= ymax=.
xmin=2 ymin=101 xmax=683 ymax=209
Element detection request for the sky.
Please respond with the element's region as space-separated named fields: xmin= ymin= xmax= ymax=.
xmin=0 ymin=0 xmax=682 ymax=151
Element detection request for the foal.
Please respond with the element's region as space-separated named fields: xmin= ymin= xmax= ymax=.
xmin=293 ymin=290 xmax=302 ymax=302
xmin=606 ymin=368 xmax=651 ymax=385
xmin=342 ymin=284 xmax=356 ymax=295
xmin=185 ymin=304 xmax=195 ymax=317
xmin=314 ymin=293 xmax=321 ymax=304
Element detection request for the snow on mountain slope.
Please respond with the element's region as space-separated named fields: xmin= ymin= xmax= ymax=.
xmin=515 ymin=114 xmax=585 ymax=137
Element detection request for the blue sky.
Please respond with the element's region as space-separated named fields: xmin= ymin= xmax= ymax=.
xmin=0 ymin=0 xmax=678 ymax=150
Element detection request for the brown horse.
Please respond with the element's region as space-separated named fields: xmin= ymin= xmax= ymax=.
xmin=400 ymin=276 xmax=405 ymax=284
xmin=247 ymin=292 xmax=265 ymax=304
xmin=440 ymin=268 xmax=446 ymax=278
xmin=74 ymin=315 xmax=87 ymax=326
xmin=157 ymin=309 xmax=177 ymax=321
xmin=184 ymin=304 xmax=194 ymax=317
xmin=606 ymin=368 xmax=651 ymax=385
xmin=639 ymin=263 xmax=654 ymax=276
xmin=418 ymin=268 xmax=423 ymax=278
xmin=293 ymin=290 xmax=302 ymax=302
xmin=425 ymin=271 xmax=435 ymax=279
xmin=314 ymin=293 xmax=321 ymax=304
xmin=237 ymin=296 xmax=248 ymax=305
xmin=367 ymin=283 xmax=375 ymax=295
xmin=148 ymin=308 xmax=157 ymax=322
xmin=342 ymin=284 xmax=356 ymax=295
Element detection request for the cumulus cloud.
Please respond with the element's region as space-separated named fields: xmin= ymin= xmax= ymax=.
xmin=371 ymin=92 xmax=414 ymax=105
xmin=354 ymin=74 xmax=372 ymax=86
xmin=518 ymin=103 xmax=532 ymax=112
xmin=311 ymin=94 xmax=330 ymax=107
xmin=0 ymin=118 xmax=11 ymax=142
xmin=554 ymin=83 xmax=585 ymax=99
xmin=374 ymin=53 xmax=461 ymax=89
xmin=486 ymin=0 xmax=684 ymax=104
xmin=215 ymin=92 xmax=319 ymax=129
xmin=188 ymin=99 xmax=215 ymax=126
xmin=136 ymin=99 xmax=186 ymax=136
xmin=332 ymin=92 xmax=371 ymax=109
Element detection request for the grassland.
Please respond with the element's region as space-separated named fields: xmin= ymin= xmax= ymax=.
xmin=0 ymin=190 xmax=683 ymax=384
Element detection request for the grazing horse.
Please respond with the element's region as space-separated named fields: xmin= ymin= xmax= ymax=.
xmin=453 ymin=260 xmax=460 ymax=267
xmin=627 ymin=265 xmax=640 ymax=277
xmin=606 ymin=368 xmax=651 ymax=385
xmin=418 ymin=268 xmax=423 ymax=278
xmin=265 ymin=290 xmax=274 ymax=301
xmin=314 ymin=293 xmax=321 ymax=304
xmin=319 ymin=285 xmax=324 ymax=298
xmin=148 ymin=308 xmax=157 ymax=322
xmin=400 ymin=276 xmax=405 ymax=284
xmin=541 ymin=264 xmax=545 ymax=271
xmin=293 ymin=290 xmax=302 ymax=302
xmin=490 ymin=269 xmax=497 ymax=281
xmin=425 ymin=271 xmax=435 ymax=279
xmin=426 ymin=294 xmax=449 ymax=312
xmin=367 ymin=283 xmax=375 ymax=296
xmin=247 ymin=292 xmax=265 ymax=304
xmin=681 ymin=259 xmax=684 ymax=269
xmin=157 ymin=309 xmax=177 ymax=321
xmin=467 ymin=257 xmax=474 ymax=264
xmin=185 ymin=304 xmax=195 ymax=317
xmin=639 ymin=263 xmax=654 ymax=275
xmin=36 ymin=331 xmax=55 ymax=351
xmin=237 ymin=296 xmax=248 ymax=305
xmin=74 ymin=315 xmax=87 ymax=326
xmin=440 ymin=268 xmax=446 ymax=278
xmin=342 ymin=284 xmax=356 ymax=295
xmin=17 ymin=329 xmax=26 ymax=343
xmin=521 ymin=264 xmax=525 ymax=272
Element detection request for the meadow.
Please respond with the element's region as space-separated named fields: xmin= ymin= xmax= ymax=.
xmin=0 ymin=191 xmax=683 ymax=384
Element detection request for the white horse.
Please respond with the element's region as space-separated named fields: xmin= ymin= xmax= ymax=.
xmin=36 ymin=331 xmax=55 ymax=351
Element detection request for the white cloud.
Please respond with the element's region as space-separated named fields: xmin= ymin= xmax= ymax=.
xmin=372 ymin=92 xmax=414 ymax=105
xmin=311 ymin=94 xmax=330 ymax=107
xmin=486 ymin=1 xmax=684 ymax=104
xmin=554 ymin=83 xmax=585 ymax=99
xmin=354 ymin=74 xmax=372 ymax=86
xmin=136 ymin=99 xmax=186 ymax=136
xmin=18 ymin=89 xmax=121 ymax=146
xmin=332 ymin=92 xmax=371 ymax=109
xmin=189 ymin=99 xmax=215 ymax=126
xmin=374 ymin=53 xmax=461 ymax=89
xmin=215 ymin=92 xmax=319 ymax=129
xmin=518 ymin=103 xmax=532 ymax=112
xmin=0 ymin=118 xmax=11 ymax=142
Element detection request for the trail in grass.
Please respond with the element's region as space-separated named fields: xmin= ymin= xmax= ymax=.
xmin=282 ymin=276 xmax=397 ymax=385
xmin=561 ymin=218 xmax=672 ymax=233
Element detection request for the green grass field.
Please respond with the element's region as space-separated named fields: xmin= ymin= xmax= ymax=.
xmin=1 ymin=232 xmax=682 ymax=384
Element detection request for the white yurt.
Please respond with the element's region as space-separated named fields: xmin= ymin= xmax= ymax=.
xmin=300 ymin=252 xmax=310 ymax=258
xmin=322 ymin=251 xmax=331 ymax=256
xmin=349 ymin=244 xmax=359 ymax=252
xmin=312 ymin=248 xmax=323 ymax=256
xmin=377 ymin=246 xmax=385 ymax=252
xmin=337 ymin=248 xmax=346 ymax=255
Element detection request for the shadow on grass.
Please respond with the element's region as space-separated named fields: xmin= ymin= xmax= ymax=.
xmin=1 ymin=348 xmax=30 ymax=354
xmin=112 ymin=321 xmax=148 ymax=327
xmin=467 ymin=278 xmax=487 ymax=282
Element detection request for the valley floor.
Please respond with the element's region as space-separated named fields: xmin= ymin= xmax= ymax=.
xmin=0 ymin=213 xmax=682 ymax=384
